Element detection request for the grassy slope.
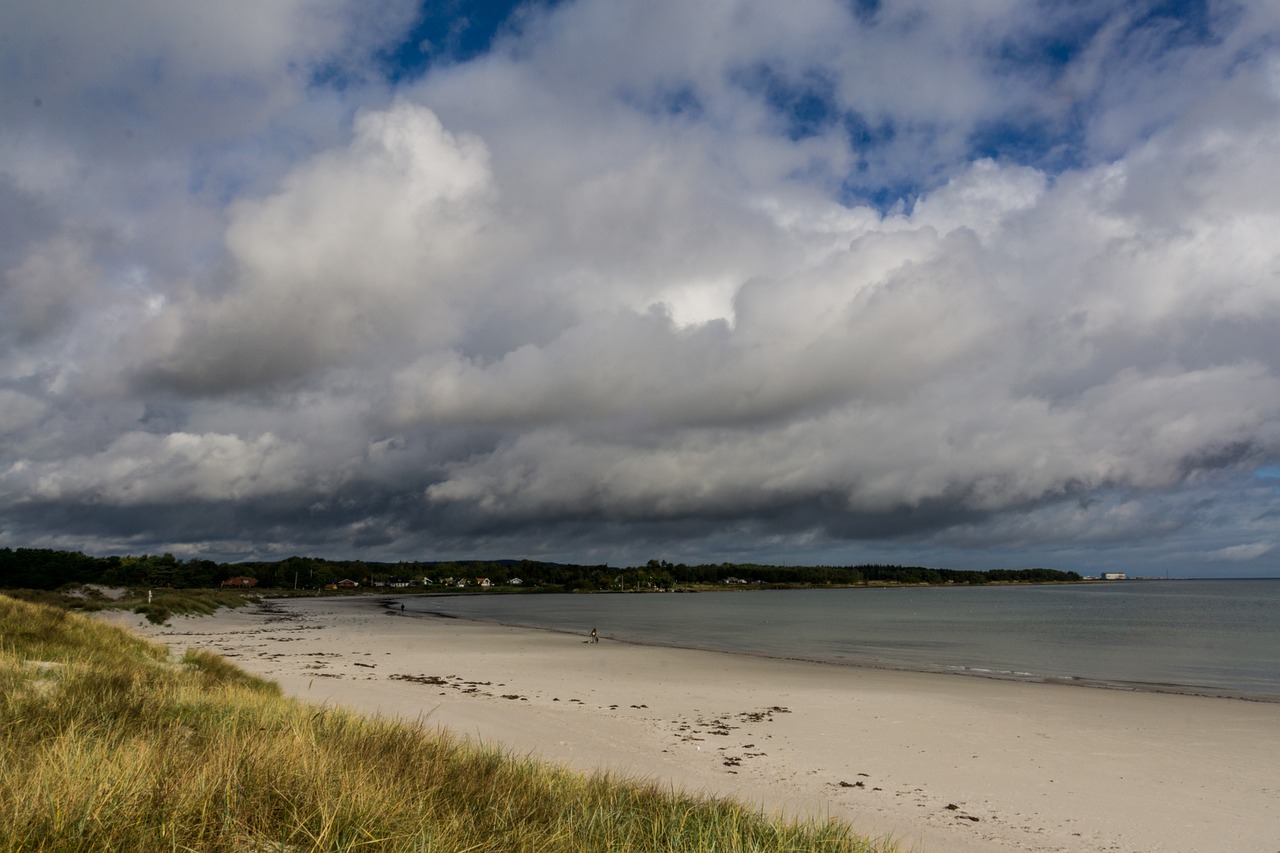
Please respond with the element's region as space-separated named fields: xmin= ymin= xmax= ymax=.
xmin=0 ymin=595 xmax=893 ymax=853
xmin=7 ymin=585 xmax=266 ymax=625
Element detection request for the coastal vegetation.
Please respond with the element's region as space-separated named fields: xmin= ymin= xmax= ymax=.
xmin=0 ymin=594 xmax=891 ymax=852
xmin=1 ymin=545 xmax=1080 ymax=595
xmin=2 ymin=581 xmax=263 ymax=624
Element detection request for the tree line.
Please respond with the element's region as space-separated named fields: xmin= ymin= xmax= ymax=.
xmin=0 ymin=547 xmax=1081 ymax=591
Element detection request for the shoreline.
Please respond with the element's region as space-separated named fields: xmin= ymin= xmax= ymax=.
xmin=107 ymin=595 xmax=1280 ymax=853
xmin=407 ymin=607 xmax=1280 ymax=704
xmin=394 ymin=592 xmax=1280 ymax=704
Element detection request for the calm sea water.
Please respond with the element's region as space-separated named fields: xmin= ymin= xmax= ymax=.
xmin=401 ymin=580 xmax=1280 ymax=699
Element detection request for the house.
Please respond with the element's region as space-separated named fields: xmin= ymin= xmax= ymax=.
xmin=336 ymin=578 xmax=360 ymax=588
xmin=508 ymin=577 xmax=523 ymax=585
xmin=475 ymin=577 xmax=492 ymax=587
xmin=220 ymin=576 xmax=258 ymax=588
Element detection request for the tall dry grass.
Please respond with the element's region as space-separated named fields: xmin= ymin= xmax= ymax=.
xmin=1 ymin=594 xmax=894 ymax=852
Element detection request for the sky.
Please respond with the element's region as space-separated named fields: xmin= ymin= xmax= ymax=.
xmin=3 ymin=1 xmax=1280 ymax=577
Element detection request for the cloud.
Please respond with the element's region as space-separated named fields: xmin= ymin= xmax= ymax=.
xmin=419 ymin=362 xmax=1280 ymax=531
xmin=1208 ymin=542 xmax=1274 ymax=562
xmin=3 ymin=432 xmax=307 ymax=506
xmin=138 ymin=101 xmax=494 ymax=392
xmin=2 ymin=1 xmax=1280 ymax=574
xmin=0 ymin=235 xmax=98 ymax=346
xmin=0 ymin=389 xmax=46 ymax=435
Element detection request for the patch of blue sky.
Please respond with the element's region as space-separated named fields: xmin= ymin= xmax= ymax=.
xmin=991 ymin=11 xmax=1106 ymax=71
xmin=1255 ymin=465 xmax=1280 ymax=480
xmin=378 ymin=0 xmax=562 ymax=82
xmin=966 ymin=114 xmax=1088 ymax=175
xmin=729 ymin=64 xmax=930 ymax=211
xmin=842 ymin=109 xmax=897 ymax=160
xmin=974 ymin=1 xmax=1222 ymax=166
xmin=1134 ymin=0 xmax=1219 ymax=48
xmin=848 ymin=0 xmax=881 ymax=25
xmin=305 ymin=1 xmax=549 ymax=90
xmin=836 ymin=114 xmax=924 ymax=212
xmin=735 ymin=54 xmax=1086 ymax=209
xmin=843 ymin=180 xmax=921 ymax=215
xmin=732 ymin=63 xmax=839 ymax=142
xmin=991 ymin=0 xmax=1219 ymax=71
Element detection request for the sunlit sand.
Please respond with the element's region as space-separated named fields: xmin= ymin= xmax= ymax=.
xmin=109 ymin=596 xmax=1280 ymax=853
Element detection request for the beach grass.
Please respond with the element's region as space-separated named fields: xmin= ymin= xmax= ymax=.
xmin=6 ymin=585 xmax=262 ymax=624
xmin=0 ymin=594 xmax=893 ymax=852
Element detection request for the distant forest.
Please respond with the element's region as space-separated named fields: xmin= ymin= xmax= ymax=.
xmin=0 ymin=547 xmax=1080 ymax=591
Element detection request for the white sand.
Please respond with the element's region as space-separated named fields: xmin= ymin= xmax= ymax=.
xmin=110 ymin=595 xmax=1280 ymax=853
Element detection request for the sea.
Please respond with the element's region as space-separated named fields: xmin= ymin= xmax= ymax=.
xmin=399 ymin=579 xmax=1280 ymax=701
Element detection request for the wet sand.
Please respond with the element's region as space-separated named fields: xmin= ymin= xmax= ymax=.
xmin=107 ymin=595 xmax=1280 ymax=853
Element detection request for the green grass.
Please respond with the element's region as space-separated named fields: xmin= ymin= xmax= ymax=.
xmin=6 ymin=585 xmax=261 ymax=624
xmin=125 ymin=587 xmax=262 ymax=624
xmin=0 ymin=594 xmax=896 ymax=853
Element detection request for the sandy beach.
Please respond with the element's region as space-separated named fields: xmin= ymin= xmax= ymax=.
xmin=108 ymin=595 xmax=1280 ymax=853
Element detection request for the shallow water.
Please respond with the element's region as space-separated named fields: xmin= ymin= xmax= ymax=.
xmin=400 ymin=579 xmax=1280 ymax=698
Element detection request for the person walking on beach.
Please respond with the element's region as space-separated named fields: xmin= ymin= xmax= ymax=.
xmin=590 ymin=627 xmax=599 ymax=643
